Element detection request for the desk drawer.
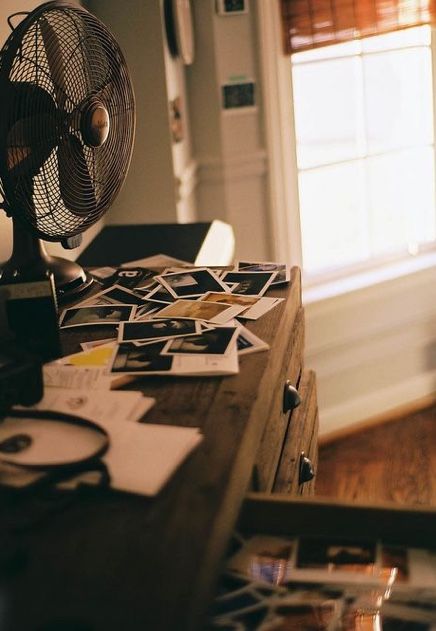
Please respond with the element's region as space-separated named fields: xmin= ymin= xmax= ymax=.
xmin=252 ymin=307 xmax=305 ymax=493
xmin=272 ymin=369 xmax=319 ymax=496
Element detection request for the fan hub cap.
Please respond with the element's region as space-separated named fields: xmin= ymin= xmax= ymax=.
xmin=81 ymin=101 xmax=110 ymax=148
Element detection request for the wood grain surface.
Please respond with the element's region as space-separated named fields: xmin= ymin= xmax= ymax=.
xmin=316 ymin=404 xmax=436 ymax=506
xmin=0 ymin=268 xmax=306 ymax=631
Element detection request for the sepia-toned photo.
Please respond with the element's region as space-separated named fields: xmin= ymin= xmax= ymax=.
xmin=152 ymin=299 xmax=246 ymax=323
xmin=296 ymin=538 xmax=376 ymax=573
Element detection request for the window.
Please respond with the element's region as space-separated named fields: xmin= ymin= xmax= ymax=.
xmin=291 ymin=26 xmax=436 ymax=281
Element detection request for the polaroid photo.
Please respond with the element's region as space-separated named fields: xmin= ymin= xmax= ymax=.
xmin=144 ymin=284 xmax=177 ymax=304
xmin=134 ymin=301 xmax=164 ymax=320
xmin=108 ymin=267 xmax=155 ymax=290
xmin=161 ymin=326 xmax=239 ymax=356
xmin=201 ymin=291 xmax=284 ymax=320
xmin=59 ymin=304 xmax=136 ymax=328
xmin=227 ymin=535 xmax=296 ymax=585
xmin=237 ymin=325 xmax=269 ymax=355
xmin=110 ymin=343 xmax=174 ymax=374
xmin=79 ymin=284 xmax=146 ymax=307
xmin=221 ymin=270 xmax=278 ymax=296
xmin=118 ymin=318 xmax=201 ymax=343
xmin=155 ymin=268 xmax=230 ymax=298
xmin=237 ymin=260 xmax=290 ymax=285
xmin=152 ymin=299 xmax=246 ymax=324
xmin=297 ymin=537 xmax=376 ymax=573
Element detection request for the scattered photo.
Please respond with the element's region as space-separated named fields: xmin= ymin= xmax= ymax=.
xmin=118 ymin=318 xmax=201 ymax=343
xmin=201 ymin=291 xmax=283 ymax=320
xmin=152 ymin=299 xmax=246 ymax=324
xmin=382 ymin=546 xmax=410 ymax=583
xmin=134 ymin=301 xmax=164 ymax=320
xmin=222 ymin=270 xmax=277 ymax=296
xmin=297 ymin=537 xmax=376 ymax=574
xmin=155 ymin=268 xmax=230 ymax=298
xmin=59 ymin=304 xmax=136 ymax=328
xmin=237 ymin=260 xmax=290 ymax=285
xmin=111 ymin=343 xmax=173 ymax=374
xmin=227 ymin=535 xmax=296 ymax=585
xmin=144 ymin=283 xmax=177 ymax=303
xmin=108 ymin=267 xmax=155 ymax=289
xmin=80 ymin=284 xmax=146 ymax=307
xmin=237 ymin=325 xmax=270 ymax=355
xmin=162 ymin=326 xmax=239 ymax=356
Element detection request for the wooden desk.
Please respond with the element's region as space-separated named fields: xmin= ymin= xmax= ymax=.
xmin=0 ymin=267 xmax=318 ymax=631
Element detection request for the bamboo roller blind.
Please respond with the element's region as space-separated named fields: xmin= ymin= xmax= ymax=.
xmin=281 ymin=0 xmax=436 ymax=53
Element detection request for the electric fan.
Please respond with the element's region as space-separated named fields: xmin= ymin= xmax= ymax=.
xmin=0 ymin=1 xmax=135 ymax=301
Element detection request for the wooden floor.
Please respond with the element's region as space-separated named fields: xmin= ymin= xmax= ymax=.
xmin=315 ymin=404 xmax=436 ymax=506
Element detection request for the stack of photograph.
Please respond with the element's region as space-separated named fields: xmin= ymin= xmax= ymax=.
xmin=57 ymin=261 xmax=290 ymax=378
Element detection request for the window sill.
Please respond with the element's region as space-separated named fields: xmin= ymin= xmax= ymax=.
xmin=303 ymin=250 xmax=436 ymax=305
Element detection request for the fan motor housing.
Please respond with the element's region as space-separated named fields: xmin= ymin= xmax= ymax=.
xmin=81 ymin=100 xmax=110 ymax=148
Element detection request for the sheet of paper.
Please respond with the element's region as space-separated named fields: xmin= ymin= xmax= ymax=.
xmin=98 ymin=419 xmax=203 ymax=496
xmin=43 ymin=364 xmax=135 ymax=390
xmin=15 ymin=387 xmax=155 ymax=424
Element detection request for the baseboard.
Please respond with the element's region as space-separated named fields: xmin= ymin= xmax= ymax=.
xmin=319 ymin=392 xmax=436 ymax=444
xmin=318 ymin=370 xmax=436 ymax=439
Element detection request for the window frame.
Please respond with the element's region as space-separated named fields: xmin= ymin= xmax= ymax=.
xmin=257 ymin=3 xmax=436 ymax=298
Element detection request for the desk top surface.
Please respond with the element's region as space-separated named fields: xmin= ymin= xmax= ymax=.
xmin=1 ymin=269 xmax=301 ymax=631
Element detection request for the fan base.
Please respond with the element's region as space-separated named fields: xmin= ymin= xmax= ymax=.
xmin=0 ymin=254 xmax=94 ymax=305
xmin=44 ymin=255 xmax=94 ymax=304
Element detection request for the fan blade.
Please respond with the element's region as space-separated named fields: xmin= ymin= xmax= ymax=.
xmin=39 ymin=17 xmax=68 ymax=110
xmin=58 ymin=134 xmax=96 ymax=217
xmin=7 ymin=114 xmax=57 ymax=176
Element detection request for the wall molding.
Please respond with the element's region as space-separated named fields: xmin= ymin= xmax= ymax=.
xmin=306 ymin=262 xmax=436 ymax=437
xmin=197 ymin=150 xmax=268 ymax=184
xmin=174 ymin=159 xmax=199 ymax=204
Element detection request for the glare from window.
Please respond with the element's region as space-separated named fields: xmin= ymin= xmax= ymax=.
xmin=291 ymin=26 xmax=436 ymax=278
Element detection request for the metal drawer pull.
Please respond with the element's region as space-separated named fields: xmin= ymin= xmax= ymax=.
xmin=299 ymin=452 xmax=315 ymax=484
xmin=282 ymin=380 xmax=301 ymax=413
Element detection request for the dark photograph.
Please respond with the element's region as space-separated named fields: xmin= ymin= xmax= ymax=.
xmin=60 ymin=304 xmax=135 ymax=328
xmin=111 ymin=343 xmax=173 ymax=373
xmin=156 ymin=268 xmax=229 ymax=298
xmin=118 ymin=318 xmax=200 ymax=342
xmin=162 ymin=326 xmax=238 ymax=356
xmin=238 ymin=260 xmax=290 ymax=285
xmin=297 ymin=538 xmax=376 ymax=573
xmin=222 ymin=270 xmax=277 ymax=296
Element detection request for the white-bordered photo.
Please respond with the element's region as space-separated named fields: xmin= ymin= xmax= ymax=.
xmin=221 ymin=270 xmax=278 ymax=296
xmin=155 ymin=268 xmax=230 ymax=298
xmin=110 ymin=343 xmax=174 ymax=374
xmin=134 ymin=301 xmax=164 ymax=321
xmin=200 ymin=292 xmax=283 ymax=320
xmin=144 ymin=283 xmax=177 ymax=303
xmin=237 ymin=260 xmax=290 ymax=285
xmin=59 ymin=304 xmax=136 ymax=328
xmin=151 ymin=299 xmax=246 ymax=324
xmin=236 ymin=325 xmax=270 ymax=355
xmin=118 ymin=318 xmax=201 ymax=343
xmin=161 ymin=326 xmax=239 ymax=356
xmin=79 ymin=284 xmax=146 ymax=307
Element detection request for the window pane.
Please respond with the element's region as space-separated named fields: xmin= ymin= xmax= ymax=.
xmin=361 ymin=25 xmax=430 ymax=53
xmin=292 ymin=56 xmax=363 ymax=169
xmin=364 ymin=47 xmax=434 ymax=155
xmin=367 ymin=148 xmax=436 ymax=255
xmin=299 ymin=162 xmax=370 ymax=274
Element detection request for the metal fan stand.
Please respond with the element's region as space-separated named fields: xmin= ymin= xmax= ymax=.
xmin=0 ymin=219 xmax=94 ymax=303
